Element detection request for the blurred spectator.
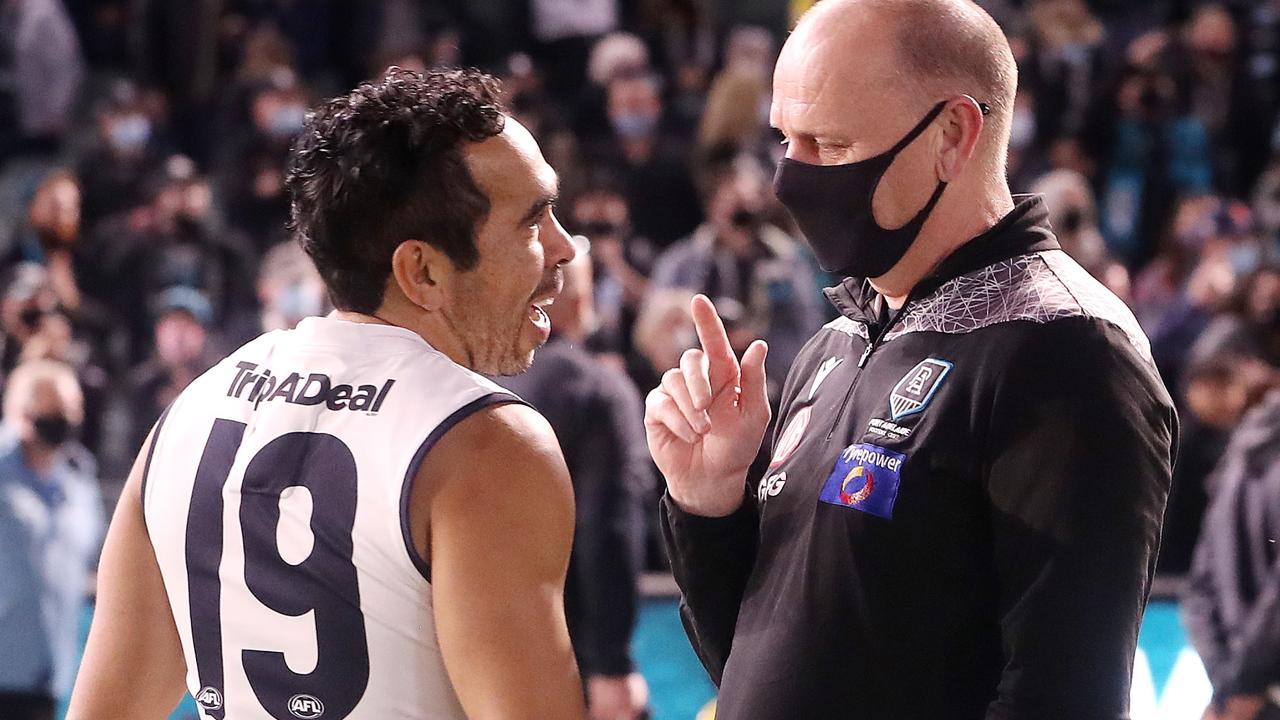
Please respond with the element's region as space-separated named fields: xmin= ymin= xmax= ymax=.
xmin=1163 ymin=355 xmax=1278 ymax=574
xmin=589 ymin=71 xmax=703 ymax=248
xmin=575 ymin=31 xmax=650 ymax=142
xmin=697 ymin=26 xmax=774 ymax=158
xmin=124 ymin=285 xmax=217 ymax=454
xmin=569 ymin=179 xmax=655 ymax=362
xmin=1190 ymin=265 xmax=1280 ymax=371
xmin=11 ymin=170 xmax=81 ymax=311
xmin=216 ymin=68 xmax=308 ymax=251
xmin=1024 ymin=0 xmax=1109 ymax=145
xmin=80 ymin=155 xmax=256 ymax=362
xmin=76 ymin=80 xmax=169 ymax=230
xmin=498 ymin=247 xmax=651 ymax=720
xmin=253 ymin=239 xmax=327 ymax=334
xmin=132 ymin=0 xmax=222 ymax=161
xmin=529 ymin=0 xmax=619 ymax=104
xmin=0 ymin=0 xmax=84 ymax=160
xmin=1150 ymin=198 xmax=1261 ymax=389
xmin=0 ymin=359 xmax=101 ymax=720
xmin=633 ymin=286 xmax=698 ymax=393
xmin=647 ymin=154 xmax=823 ymax=384
xmin=1096 ymin=65 xmax=1213 ymax=266
xmin=0 ymin=263 xmax=58 ymax=373
xmin=1183 ymin=377 xmax=1280 ymax=720
xmin=1178 ymin=4 xmax=1271 ymax=198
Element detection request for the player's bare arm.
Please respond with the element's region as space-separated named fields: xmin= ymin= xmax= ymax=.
xmin=414 ymin=401 xmax=586 ymax=720
xmin=66 ymin=426 xmax=187 ymax=720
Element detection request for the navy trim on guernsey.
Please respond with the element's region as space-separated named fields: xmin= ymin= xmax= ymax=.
xmin=399 ymin=392 xmax=529 ymax=582
xmin=138 ymin=404 xmax=172 ymax=509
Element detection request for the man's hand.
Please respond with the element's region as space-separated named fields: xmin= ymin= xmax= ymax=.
xmin=587 ymin=673 xmax=649 ymax=720
xmin=644 ymin=295 xmax=770 ymax=517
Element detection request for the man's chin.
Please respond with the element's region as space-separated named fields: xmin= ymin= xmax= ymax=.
xmin=489 ymin=345 xmax=540 ymax=377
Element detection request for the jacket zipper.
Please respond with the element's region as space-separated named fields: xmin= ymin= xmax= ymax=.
xmin=825 ymin=294 xmax=915 ymax=442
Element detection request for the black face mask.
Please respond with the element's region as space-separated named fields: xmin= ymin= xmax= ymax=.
xmin=31 ymin=414 xmax=74 ymax=447
xmin=773 ymin=100 xmax=950 ymax=278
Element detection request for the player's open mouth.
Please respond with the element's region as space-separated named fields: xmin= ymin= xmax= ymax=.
xmin=528 ymin=297 xmax=554 ymax=331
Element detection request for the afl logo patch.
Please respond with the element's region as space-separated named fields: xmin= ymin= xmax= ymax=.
xmin=288 ymin=694 xmax=325 ymax=719
xmin=889 ymin=358 xmax=953 ymax=420
xmin=195 ymin=686 xmax=223 ymax=711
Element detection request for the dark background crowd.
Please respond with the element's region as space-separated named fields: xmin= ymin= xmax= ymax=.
xmin=1 ymin=0 xmax=1280 ymax=715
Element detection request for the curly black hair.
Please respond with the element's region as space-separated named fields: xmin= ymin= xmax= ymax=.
xmin=286 ymin=67 xmax=507 ymax=313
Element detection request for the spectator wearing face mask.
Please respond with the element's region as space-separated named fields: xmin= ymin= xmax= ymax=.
xmin=216 ymin=68 xmax=310 ymax=252
xmin=75 ymin=80 xmax=168 ymax=231
xmin=0 ymin=359 xmax=101 ymax=720
xmin=646 ymin=155 xmax=824 ymax=385
xmin=254 ymin=240 xmax=328 ymax=335
xmin=588 ymin=72 xmax=703 ymax=248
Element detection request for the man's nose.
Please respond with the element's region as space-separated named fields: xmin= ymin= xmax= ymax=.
xmin=545 ymin=212 xmax=577 ymax=267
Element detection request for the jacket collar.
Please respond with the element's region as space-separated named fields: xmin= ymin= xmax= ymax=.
xmin=823 ymin=194 xmax=1060 ymax=325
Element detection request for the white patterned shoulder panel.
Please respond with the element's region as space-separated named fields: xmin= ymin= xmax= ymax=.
xmin=883 ymin=250 xmax=1152 ymax=362
xmin=823 ymin=315 xmax=870 ymax=341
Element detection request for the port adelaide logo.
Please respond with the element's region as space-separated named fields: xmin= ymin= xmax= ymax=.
xmin=889 ymin=358 xmax=952 ymax=420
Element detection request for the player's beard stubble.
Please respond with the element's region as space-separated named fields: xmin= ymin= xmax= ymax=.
xmin=440 ymin=265 xmax=563 ymax=376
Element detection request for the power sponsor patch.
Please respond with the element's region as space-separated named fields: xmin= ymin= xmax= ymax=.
xmin=818 ymin=443 xmax=906 ymax=519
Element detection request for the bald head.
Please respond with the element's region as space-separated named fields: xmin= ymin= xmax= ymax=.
xmin=777 ymin=0 xmax=1016 ymax=175
xmin=771 ymin=0 xmax=1019 ymax=299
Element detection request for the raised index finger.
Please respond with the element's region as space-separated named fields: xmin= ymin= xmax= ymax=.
xmin=690 ymin=294 xmax=738 ymax=393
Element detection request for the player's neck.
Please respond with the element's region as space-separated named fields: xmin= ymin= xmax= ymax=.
xmin=329 ymin=307 xmax=474 ymax=369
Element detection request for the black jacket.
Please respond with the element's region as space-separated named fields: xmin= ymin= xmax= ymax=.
xmin=661 ymin=197 xmax=1178 ymax=719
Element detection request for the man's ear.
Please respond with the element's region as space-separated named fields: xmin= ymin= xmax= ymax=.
xmin=936 ymin=99 xmax=985 ymax=183
xmin=391 ymin=239 xmax=451 ymax=312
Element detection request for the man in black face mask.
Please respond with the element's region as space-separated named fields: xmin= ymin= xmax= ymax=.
xmin=645 ymin=0 xmax=1177 ymax=718
xmin=0 ymin=360 xmax=101 ymax=720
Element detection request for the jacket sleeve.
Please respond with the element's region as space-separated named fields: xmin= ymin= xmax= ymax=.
xmin=981 ymin=319 xmax=1177 ymax=720
xmin=660 ymin=490 xmax=758 ymax=685
xmin=569 ymin=370 xmax=650 ymax=677
xmin=659 ymin=327 xmax=822 ymax=685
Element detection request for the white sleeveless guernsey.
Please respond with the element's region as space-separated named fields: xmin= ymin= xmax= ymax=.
xmin=143 ymin=316 xmax=520 ymax=720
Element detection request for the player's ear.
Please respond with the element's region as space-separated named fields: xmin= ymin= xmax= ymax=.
xmin=391 ymin=239 xmax=450 ymax=312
